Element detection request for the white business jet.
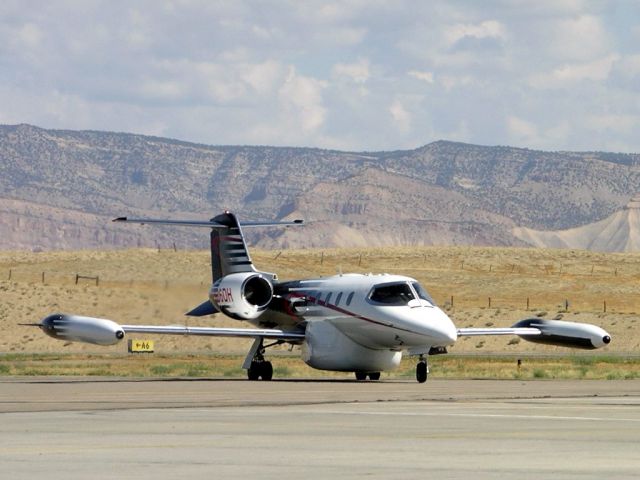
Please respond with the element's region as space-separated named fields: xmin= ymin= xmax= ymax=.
xmin=33 ymin=212 xmax=612 ymax=383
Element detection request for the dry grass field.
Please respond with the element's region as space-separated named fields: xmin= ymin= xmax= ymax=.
xmin=1 ymin=246 xmax=639 ymax=379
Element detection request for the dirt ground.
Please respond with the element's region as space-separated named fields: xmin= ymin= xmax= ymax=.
xmin=1 ymin=246 xmax=638 ymax=355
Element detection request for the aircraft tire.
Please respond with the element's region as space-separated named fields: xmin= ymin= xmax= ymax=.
xmin=416 ymin=361 xmax=428 ymax=383
xmin=248 ymin=362 xmax=260 ymax=380
xmin=261 ymin=361 xmax=273 ymax=381
xmin=355 ymin=371 xmax=367 ymax=381
xmin=368 ymin=372 xmax=381 ymax=381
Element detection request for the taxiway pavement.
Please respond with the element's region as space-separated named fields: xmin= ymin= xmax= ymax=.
xmin=1 ymin=378 xmax=639 ymax=479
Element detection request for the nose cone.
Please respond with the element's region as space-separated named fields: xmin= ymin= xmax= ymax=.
xmin=407 ymin=307 xmax=457 ymax=346
xmin=436 ymin=309 xmax=458 ymax=345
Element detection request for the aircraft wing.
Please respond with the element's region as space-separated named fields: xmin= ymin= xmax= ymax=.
xmin=121 ymin=324 xmax=305 ymax=341
xmin=457 ymin=319 xmax=611 ymax=350
xmin=457 ymin=327 xmax=541 ymax=337
xmin=33 ymin=314 xmax=305 ymax=346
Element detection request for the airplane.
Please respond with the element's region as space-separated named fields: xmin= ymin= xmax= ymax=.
xmin=31 ymin=211 xmax=612 ymax=383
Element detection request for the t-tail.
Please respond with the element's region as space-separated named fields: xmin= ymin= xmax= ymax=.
xmin=209 ymin=211 xmax=260 ymax=282
xmin=112 ymin=211 xmax=303 ymax=317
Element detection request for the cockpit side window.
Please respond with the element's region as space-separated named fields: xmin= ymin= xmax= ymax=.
xmin=368 ymin=282 xmax=416 ymax=306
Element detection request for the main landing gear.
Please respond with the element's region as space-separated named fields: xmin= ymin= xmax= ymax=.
xmin=245 ymin=338 xmax=279 ymax=381
xmin=248 ymin=359 xmax=273 ymax=381
xmin=354 ymin=371 xmax=381 ymax=381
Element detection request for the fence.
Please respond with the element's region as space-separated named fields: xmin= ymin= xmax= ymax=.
xmin=4 ymin=262 xmax=639 ymax=315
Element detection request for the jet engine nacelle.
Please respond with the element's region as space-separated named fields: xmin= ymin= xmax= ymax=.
xmin=39 ymin=314 xmax=125 ymax=346
xmin=513 ymin=319 xmax=611 ymax=350
xmin=210 ymin=272 xmax=273 ymax=320
xmin=302 ymin=321 xmax=402 ymax=372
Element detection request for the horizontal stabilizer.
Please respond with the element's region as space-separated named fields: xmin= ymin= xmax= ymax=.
xmin=113 ymin=216 xmax=303 ymax=228
xmin=186 ymin=300 xmax=218 ymax=317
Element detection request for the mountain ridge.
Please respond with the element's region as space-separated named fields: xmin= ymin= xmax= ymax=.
xmin=1 ymin=124 xmax=639 ymax=251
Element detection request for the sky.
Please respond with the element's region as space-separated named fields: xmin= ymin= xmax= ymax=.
xmin=1 ymin=0 xmax=640 ymax=152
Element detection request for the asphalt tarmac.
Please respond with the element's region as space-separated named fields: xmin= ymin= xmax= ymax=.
xmin=1 ymin=378 xmax=639 ymax=479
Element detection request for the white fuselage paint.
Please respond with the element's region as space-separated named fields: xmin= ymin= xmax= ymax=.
xmin=257 ymin=273 xmax=458 ymax=353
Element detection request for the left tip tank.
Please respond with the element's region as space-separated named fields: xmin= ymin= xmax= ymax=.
xmin=39 ymin=313 xmax=125 ymax=346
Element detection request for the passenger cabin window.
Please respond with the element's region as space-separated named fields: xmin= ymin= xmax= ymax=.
xmin=346 ymin=292 xmax=354 ymax=306
xmin=335 ymin=292 xmax=343 ymax=306
xmin=368 ymin=282 xmax=416 ymax=306
xmin=325 ymin=292 xmax=332 ymax=305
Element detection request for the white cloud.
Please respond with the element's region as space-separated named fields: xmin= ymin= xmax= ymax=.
xmin=332 ymin=58 xmax=370 ymax=83
xmin=549 ymin=15 xmax=611 ymax=62
xmin=1 ymin=1 xmax=640 ymax=152
xmin=507 ymin=116 xmax=538 ymax=144
xmin=389 ymin=99 xmax=411 ymax=133
xmin=586 ymin=114 xmax=639 ymax=135
xmin=439 ymin=75 xmax=474 ymax=91
xmin=444 ymin=20 xmax=506 ymax=47
xmin=279 ymin=67 xmax=327 ymax=134
xmin=408 ymin=70 xmax=434 ymax=84
xmin=17 ymin=22 xmax=43 ymax=48
xmin=529 ymin=54 xmax=619 ymax=88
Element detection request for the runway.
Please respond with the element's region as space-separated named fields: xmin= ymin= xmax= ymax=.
xmin=1 ymin=378 xmax=639 ymax=479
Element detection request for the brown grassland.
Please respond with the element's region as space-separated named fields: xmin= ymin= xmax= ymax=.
xmin=1 ymin=246 xmax=639 ymax=379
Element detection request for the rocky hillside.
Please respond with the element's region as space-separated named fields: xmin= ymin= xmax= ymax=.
xmin=1 ymin=124 xmax=640 ymax=251
xmin=513 ymin=195 xmax=640 ymax=252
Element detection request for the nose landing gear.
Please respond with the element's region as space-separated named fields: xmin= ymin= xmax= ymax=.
xmin=354 ymin=371 xmax=381 ymax=381
xmin=416 ymin=356 xmax=429 ymax=383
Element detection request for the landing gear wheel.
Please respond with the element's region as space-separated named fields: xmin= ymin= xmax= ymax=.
xmin=248 ymin=362 xmax=260 ymax=381
xmin=368 ymin=372 xmax=381 ymax=381
xmin=260 ymin=361 xmax=273 ymax=381
xmin=416 ymin=361 xmax=428 ymax=383
xmin=248 ymin=361 xmax=273 ymax=381
xmin=355 ymin=371 xmax=367 ymax=381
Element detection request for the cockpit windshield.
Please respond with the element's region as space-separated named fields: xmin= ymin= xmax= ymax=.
xmin=411 ymin=282 xmax=435 ymax=306
xmin=368 ymin=281 xmax=435 ymax=306
xmin=368 ymin=282 xmax=416 ymax=305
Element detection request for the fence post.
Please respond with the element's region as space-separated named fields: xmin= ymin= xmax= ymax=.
xmin=8 ymin=269 xmax=11 ymax=280
xmin=604 ymin=300 xmax=607 ymax=313
xmin=488 ymin=297 xmax=491 ymax=308
xmin=526 ymin=297 xmax=529 ymax=310
xmin=75 ymin=274 xmax=79 ymax=285
xmin=358 ymin=254 xmax=362 ymax=266
xmin=42 ymin=272 xmax=45 ymax=283
xmin=451 ymin=295 xmax=454 ymax=308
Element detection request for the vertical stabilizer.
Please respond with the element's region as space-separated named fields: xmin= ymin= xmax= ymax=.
xmin=210 ymin=212 xmax=257 ymax=282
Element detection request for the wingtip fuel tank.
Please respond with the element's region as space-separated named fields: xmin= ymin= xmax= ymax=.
xmin=39 ymin=314 xmax=125 ymax=346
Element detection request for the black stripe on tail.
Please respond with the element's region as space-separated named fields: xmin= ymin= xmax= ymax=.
xmin=209 ymin=212 xmax=256 ymax=282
